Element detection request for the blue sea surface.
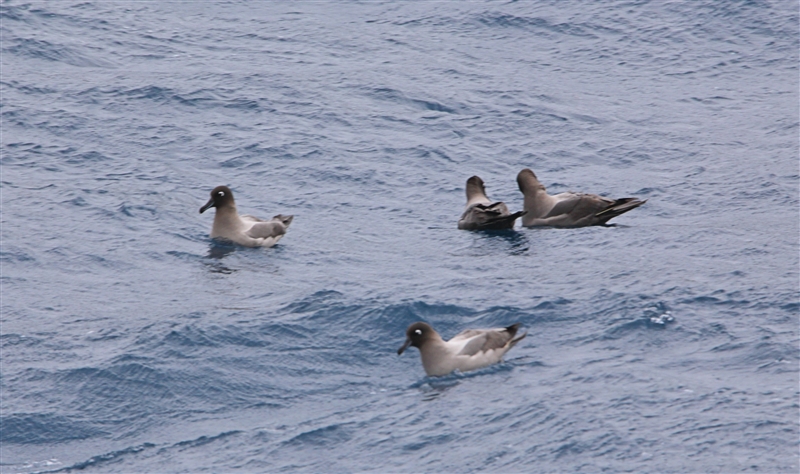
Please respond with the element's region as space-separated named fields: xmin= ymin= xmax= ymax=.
xmin=1 ymin=1 xmax=798 ymax=472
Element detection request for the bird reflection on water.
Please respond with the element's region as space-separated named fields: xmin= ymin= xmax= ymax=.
xmin=204 ymin=242 xmax=237 ymax=273
xmin=475 ymin=230 xmax=530 ymax=256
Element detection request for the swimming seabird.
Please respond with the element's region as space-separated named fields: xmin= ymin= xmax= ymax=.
xmin=199 ymin=185 xmax=293 ymax=247
xmin=457 ymin=176 xmax=526 ymax=230
xmin=516 ymin=168 xmax=646 ymax=227
xmin=397 ymin=322 xmax=527 ymax=377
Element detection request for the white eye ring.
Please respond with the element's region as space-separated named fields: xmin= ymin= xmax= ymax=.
xmin=218 ymin=191 xmax=225 ymax=197
xmin=414 ymin=329 xmax=422 ymax=335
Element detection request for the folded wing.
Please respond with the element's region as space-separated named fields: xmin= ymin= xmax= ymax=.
xmin=245 ymin=215 xmax=293 ymax=243
xmin=544 ymin=193 xmax=645 ymax=227
xmin=454 ymin=324 xmax=525 ymax=356
xmin=246 ymin=221 xmax=287 ymax=240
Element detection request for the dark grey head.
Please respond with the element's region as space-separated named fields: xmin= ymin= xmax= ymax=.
xmin=397 ymin=322 xmax=436 ymax=355
xmin=200 ymin=185 xmax=235 ymax=213
xmin=465 ymin=175 xmax=488 ymax=201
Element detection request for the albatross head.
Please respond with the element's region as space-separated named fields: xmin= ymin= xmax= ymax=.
xmin=397 ymin=321 xmax=437 ymax=355
xmin=200 ymin=185 xmax=235 ymax=213
xmin=465 ymin=175 xmax=488 ymax=202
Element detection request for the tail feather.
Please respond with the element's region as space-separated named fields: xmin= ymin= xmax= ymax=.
xmin=595 ymin=198 xmax=646 ymax=222
xmin=476 ymin=210 xmax=527 ymax=230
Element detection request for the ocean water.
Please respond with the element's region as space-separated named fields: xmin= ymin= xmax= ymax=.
xmin=1 ymin=0 xmax=798 ymax=472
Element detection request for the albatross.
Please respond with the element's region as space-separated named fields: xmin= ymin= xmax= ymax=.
xmin=516 ymin=168 xmax=645 ymax=227
xmin=398 ymin=321 xmax=527 ymax=377
xmin=199 ymin=185 xmax=293 ymax=247
xmin=457 ymin=175 xmax=526 ymax=230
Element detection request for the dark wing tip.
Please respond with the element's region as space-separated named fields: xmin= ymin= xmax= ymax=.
xmin=505 ymin=323 xmax=521 ymax=337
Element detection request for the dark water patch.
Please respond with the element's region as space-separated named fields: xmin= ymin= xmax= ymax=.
xmin=165 ymin=430 xmax=243 ymax=451
xmin=1 ymin=80 xmax=58 ymax=95
xmin=0 ymin=413 xmax=107 ymax=444
xmin=2 ymin=142 xmax=43 ymax=152
xmin=780 ymin=301 xmax=799 ymax=313
xmin=63 ymin=150 xmax=111 ymax=165
xmin=219 ymin=155 xmax=262 ymax=169
xmin=64 ymin=195 xmax=89 ymax=207
xmin=222 ymin=98 xmax=261 ymax=110
xmin=475 ymin=13 xmax=599 ymax=39
xmin=0 ymin=3 xmax=31 ymax=23
xmin=282 ymin=290 xmax=346 ymax=314
xmin=115 ymin=85 xmax=183 ymax=105
xmin=568 ymin=112 xmax=605 ymax=125
xmin=678 ymin=292 xmax=755 ymax=308
xmin=710 ymin=341 xmax=748 ymax=353
xmin=402 ymin=432 xmax=456 ymax=452
xmin=94 ymin=171 xmax=135 ymax=182
xmin=28 ymin=4 xmax=112 ymax=29
xmin=108 ymin=353 xmax=154 ymax=366
xmin=0 ymin=247 xmax=37 ymax=264
xmin=85 ymin=328 xmax=123 ymax=342
xmin=0 ymin=333 xmax=42 ymax=348
xmin=0 ymin=110 xmax=34 ymax=135
xmin=698 ymin=322 xmax=734 ymax=339
xmin=4 ymin=37 xmax=115 ymax=68
xmin=282 ymin=423 xmax=354 ymax=448
xmin=368 ymin=87 xmax=459 ymax=114
xmin=747 ymin=341 xmax=799 ymax=367
xmin=531 ymin=297 xmax=572 ymax=314
xmin=118 ymin=203 xmax=157 ymax=219
xmin=52 ymin=442 xmax=156 ymax=472
xmin=109 ymin=85 xmax=266 ymax=112
xmin=162 ymin=326 xmax=220 ymax=348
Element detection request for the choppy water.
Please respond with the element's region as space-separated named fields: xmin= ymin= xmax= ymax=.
xmin=1 ymin=1 xmax=798 ymax=472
